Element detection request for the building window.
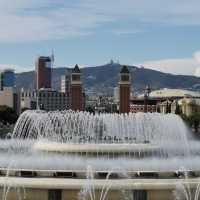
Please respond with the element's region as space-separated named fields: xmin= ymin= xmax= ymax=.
xmin=48 ymin=189 xmax=62 ymax=200
xmin=133 ymin=190 xmax=147 ymax=200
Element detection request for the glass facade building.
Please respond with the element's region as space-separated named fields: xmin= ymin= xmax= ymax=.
xmin=0 ymin=69 xmax=15 ymax=89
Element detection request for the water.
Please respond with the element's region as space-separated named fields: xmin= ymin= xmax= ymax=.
xmin=1 ymin=110 xmax=200 ymax=199
xmin=0 ymin=110 xmax=198 ymax=172
xmin=173 ymin=170 xmax=200 ymax=200
xmin=78 ymin=166 xmax=130 ymax=200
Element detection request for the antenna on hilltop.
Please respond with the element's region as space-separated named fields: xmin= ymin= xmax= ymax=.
xmin=110 ymin=59 xmax=114 ymax=64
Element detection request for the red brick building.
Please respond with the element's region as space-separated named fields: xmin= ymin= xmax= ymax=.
xmin=130 ymin=97 xmax=157 ymax=113
xmin=119 ymin=65 xmax=130 ymax=113
xmin=71 ymin=64 xmax=82 ymax=111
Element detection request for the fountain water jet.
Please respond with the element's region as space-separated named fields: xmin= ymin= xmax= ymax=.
xmin=1 ymin=110 xmax=200 ymax=200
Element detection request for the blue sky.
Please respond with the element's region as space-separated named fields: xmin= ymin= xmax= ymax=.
xmin=0 ymin=0 xmax=200 ymax=76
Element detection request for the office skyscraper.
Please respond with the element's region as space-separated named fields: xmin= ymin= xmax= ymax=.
xmin=36 ymin=56 xmax=52 ymax=90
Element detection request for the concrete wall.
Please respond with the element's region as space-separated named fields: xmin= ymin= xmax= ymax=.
xmin=148 ymin=190 xmax=174 ymax=200
xmin=0 ymin=188 xmax=178 ymax=200
xmin=0 ymin=88 xmax=14 ymax=108
xmin=0 ymin=188 xmax=48 ymax=200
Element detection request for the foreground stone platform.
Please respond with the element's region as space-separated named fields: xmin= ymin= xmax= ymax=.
xmin=1 ymin=176 xmax=200 ymax=200
xmin=0 ymin=176 xmax=200 ymax=190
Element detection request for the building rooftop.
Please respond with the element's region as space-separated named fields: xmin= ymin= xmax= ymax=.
xmin=38 ymin=56 xmax=51 ymax=61
xmin=149 ymin=88 xmax=200 ymax=98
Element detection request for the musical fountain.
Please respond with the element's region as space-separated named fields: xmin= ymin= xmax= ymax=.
xmin=0 ymin=110 xmax=200 ymax=200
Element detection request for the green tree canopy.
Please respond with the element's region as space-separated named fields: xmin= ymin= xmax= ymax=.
xmin=0 ymin=106 xmax=18 ymax=124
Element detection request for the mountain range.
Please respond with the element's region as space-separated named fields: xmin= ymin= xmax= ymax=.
xmin=15 ymin=62 xmax=200 ymax=95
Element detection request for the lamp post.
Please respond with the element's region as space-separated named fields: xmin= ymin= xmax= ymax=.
xmin=144 ymin=85 xmax=151 ymax=113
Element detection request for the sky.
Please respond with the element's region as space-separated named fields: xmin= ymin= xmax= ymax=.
xmin=0 ymin=0 xmax=200 ymax=76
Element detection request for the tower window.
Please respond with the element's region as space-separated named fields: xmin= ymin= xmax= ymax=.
xmin=72 ymin=74 xmax=80 ymax=81
xmin=121 ymin=75 xmax=129 ymax=81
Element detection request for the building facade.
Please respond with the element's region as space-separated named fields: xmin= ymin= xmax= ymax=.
xmin=37 ymin=89 xmax=68 ymax=111
xmin=20 ymin=89 xmax=37 ymax=111
xmin=20 ymin=89 xmax=70 ymax=112
xmin=0 ymin=88 xmax=15 ymax=109
xmin=130 ymin=98 xmax=157 ymax=113
xmin=158 ymin=97 xmax=200 ymax=117
xmin=61 ymin=70 xmax=71 ymax=94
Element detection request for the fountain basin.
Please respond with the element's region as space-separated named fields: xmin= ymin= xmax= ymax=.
xmin=33 ymin=141 xmax=160 ymax=153
xmin=0 ymin=176 xmax=200 ymax=190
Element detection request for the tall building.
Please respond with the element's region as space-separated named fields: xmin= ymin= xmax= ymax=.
xmin=119 ymin=65 xmax=130 ymax=113
xmin=113 ymin=87 xmax=119 ymax=103
xmin=61 ymin=69 xmax=71 ymax=94
xmin=0 ymin=69 xmax=15 ymax=90
xmin=36 ymin=56 xmax=52 ymax=90
xmin=71 ymin=64 xmax=82 ymax=111
xmin=61 ymin=69 xmax=71 ymax=109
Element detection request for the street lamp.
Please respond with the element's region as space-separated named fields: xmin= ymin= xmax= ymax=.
xmin=144 ymin=85 xmax=151 ymax=113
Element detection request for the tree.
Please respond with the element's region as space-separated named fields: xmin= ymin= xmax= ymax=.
xmin=85 ymin=106 xmax=95 ymax=114
xmin=188 ymin=112 xmax=200 ymax=133
xmin=156 ymin=106 xmax=161 ymax=113
xmin=166 ymin=101 xmax=171 ymax=114
xmin=175 ymin=102 xmax=182 ymax=115
xmin=21 ymin=107 xmax=29 ymax=113
xmin=0 ymin=106 xmax=18 ymax=124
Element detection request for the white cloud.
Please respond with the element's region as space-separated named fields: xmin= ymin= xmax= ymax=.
xmin=112 ymin=29 xmax=142 ymax=35
xmin=142 ymin=51 xmax=200 ymax=77
xmin=195 ymin=68 xmax=200 ymax=77
xmin=0 ymin=0 xmax=200 ymax=42
xmin=0 ymin=64 xmax=32 ymax=73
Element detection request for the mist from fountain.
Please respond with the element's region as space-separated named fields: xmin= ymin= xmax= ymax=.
xmin=0 ymin=110 xmax=198 ymax=172
xmin=1 ymin=110 xmax=200 ymax=200
xmin=173 ymin=169 xmax=200 ymax=200
xmin=78 ymin=166 xmax=130 ymax=200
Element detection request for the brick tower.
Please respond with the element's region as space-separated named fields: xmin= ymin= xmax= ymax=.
xmin=119 ymin=65 xmax=130 ymax=114
xmin=71 ymin=64 xmax=82 ymax=111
